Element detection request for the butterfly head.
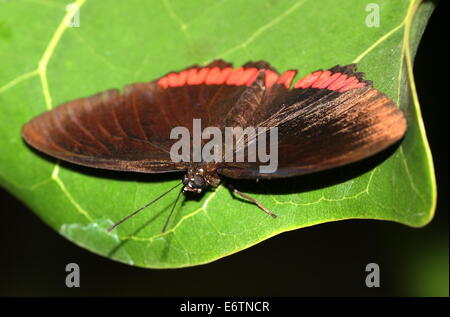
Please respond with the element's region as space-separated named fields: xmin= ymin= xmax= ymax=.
xmin=182 ymin=167 xmax=208 ymax=194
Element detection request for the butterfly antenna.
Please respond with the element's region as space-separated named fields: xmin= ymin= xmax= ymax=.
xmin=107 ymin=182 xmax=182 ymax=232
xmin=161 ymin=187 xmax=183 ymax=233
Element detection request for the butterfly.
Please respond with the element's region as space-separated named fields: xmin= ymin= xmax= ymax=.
xmin=22 ymin=60 xmax=407 ymax=231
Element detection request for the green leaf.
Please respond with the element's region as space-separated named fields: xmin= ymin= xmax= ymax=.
xmin=0 ymin=0 xmax=436 ymax=268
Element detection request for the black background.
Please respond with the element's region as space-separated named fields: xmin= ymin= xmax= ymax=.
xmin=0 ymin=2 xmax=448 ymax=297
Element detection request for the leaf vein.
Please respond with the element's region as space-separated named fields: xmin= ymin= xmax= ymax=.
xmin=202 ymin=0 xmax=307 ymax=64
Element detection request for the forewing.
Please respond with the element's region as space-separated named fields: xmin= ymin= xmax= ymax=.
xmin=218 ymin=65 xmax=406 ymax=178
xmin=22 ymin=88 xmax=188 ymax=173
xmin=22 ymin=60 xmax=279 ymax=172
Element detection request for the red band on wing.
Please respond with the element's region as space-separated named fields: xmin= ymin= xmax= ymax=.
xmin=205 ymin=67 xmax=221 ymax=85
xmin=215 ymin=67 xmax=232 ymax=84
xmin=157 ymin=65 xmax=290 ymax=89
xmin=327 ymin=74 xmax=349 ymax=90
xmin=226 ymin=67 xmax=244 ymax=85
xmin=158 ymin=64 xmax=368 ymax=92
xmin=277 ymin=70 xmax=296 ymax=88
xmin=294 ymin=71 xmax=322 ymax=88
xmin=194 ymin=68 xmax=210 ymax=85
xmin=186 ymin=68 xmax=198 ymax=85
xmin=168 ymin=73 xmax=180 ymax=87
xmin=315 ymin=72 xmax=341 ymax=89
xmin=158 ymin=76 xmax=169 ymax=88
xmin=245 ymin=69 xmax=260 ymax=86
xmin=311 ymin=71 xmax=332 ymax=88
xmin=294 ymin=70 xmax=368 ymax=92
xmin=177 ymin=70 xmax=188 ymax=86
xmin=339 ymin=81 xmax=365 ymax=92
xmin=236 ymin=68 xmax=258 ymax=86
xmin=265 ymin=70 xmax=279 ymax=88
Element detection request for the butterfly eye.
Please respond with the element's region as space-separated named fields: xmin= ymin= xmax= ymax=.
xmin=182 ymin=176 xmax=190 ymax=186
xmin=193 ymin=175 xmax=206 ymax=188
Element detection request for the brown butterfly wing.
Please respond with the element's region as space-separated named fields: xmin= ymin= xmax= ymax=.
xmin=22 ymin=88 xmax=186 ymax=173
xmin=21 ymin=60 xmax=276 ymax=173
xmin=217 ymin=65 xmax=407 ymax=178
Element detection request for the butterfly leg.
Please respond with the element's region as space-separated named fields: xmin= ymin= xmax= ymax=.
xmin=226 ymin=183 xmax=277 ymax=218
